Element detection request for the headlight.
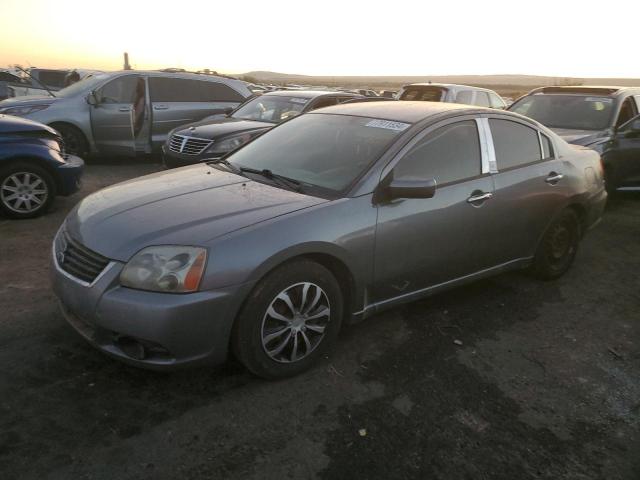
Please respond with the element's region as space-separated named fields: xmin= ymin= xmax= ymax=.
xmin=206 ymin=132 xmax=255 ymax=155
xmin=0 ymin=104 xmax=50 ymax=116
xmin=120 ymin=246 xmax=207 ymax=293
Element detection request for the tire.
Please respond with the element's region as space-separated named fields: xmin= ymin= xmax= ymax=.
xmin=0 ymin=162 xmax=56 ymax=219
xmin=232 ymin=259 xmax=343 ymax=379
xmin=529 ymin=209 xmax=580 ymax=280
xmin=51 ymin=123 xmax=89 ymax=158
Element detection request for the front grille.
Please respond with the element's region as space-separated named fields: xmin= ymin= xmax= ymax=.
xmin=56 ymin=231 xmax=110 ymax=283
xmin=168 ymin=134 xmax=213 ymax=155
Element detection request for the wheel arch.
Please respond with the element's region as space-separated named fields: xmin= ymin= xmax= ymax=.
xmin=48 ymin=121 xmax=90 ymax=154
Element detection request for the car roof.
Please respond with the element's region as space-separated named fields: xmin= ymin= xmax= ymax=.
xmin=403 ymin=83 xmax=494 ymax=92
xmin=529 ymin=85 xmax=640 ymax=96
xmin=261 ymin=90 xmax=360 ymax=98
xmin=311 ymin=100 xmax=484 ymax=123
xmin=104 ymin=70 xmax=247 ymax=85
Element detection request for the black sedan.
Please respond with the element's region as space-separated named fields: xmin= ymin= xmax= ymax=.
xmin=162 ymin=90 xmax=363 ymax=168
xmin=0 ymin=115 xmax=83 ymax=218
xmin=509 ymin=86 xmax=640 ymax=192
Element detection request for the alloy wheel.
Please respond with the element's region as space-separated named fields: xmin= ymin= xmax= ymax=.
xmin=1 ymin=171 xmax=49 ymax=214
xmin=261 ymin=282 xmax=331 ymax=363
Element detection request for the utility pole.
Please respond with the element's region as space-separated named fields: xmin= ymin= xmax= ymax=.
xmin=123 ymin=52 xmax=131 ymax=70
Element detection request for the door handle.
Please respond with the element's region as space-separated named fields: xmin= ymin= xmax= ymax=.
xmin=467 ymin=192 xmax=493 ymax=203
xmin=154 ymin=105 xmax=169 ymax=110
xmin=545 ymin=172 xmax=564 ymax=184
xmin=118 ymin=107 xmax=131 ymax=112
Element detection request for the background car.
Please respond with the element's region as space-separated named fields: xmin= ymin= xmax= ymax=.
xmin=509 ymin=86 xmax=640 ymax=192
xmin=162 ymin=90 xmax=364 ymax=168
xmin=52 ymin=101 xmax=605 ymax=379
xmin=0 ymin=114 xmax=83 ymax=218
xmin=398 ymin=83 xmax=506 ymax=108
xmin=0 ymin=71 xmax=252 ymax=158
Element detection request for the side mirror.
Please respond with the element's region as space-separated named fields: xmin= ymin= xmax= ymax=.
xmin=389 ymin=178 xmax=437 ymax=200
xmin=375 ymin=175 xmax=437 ymax=203
xmin=86 ymin=91 xmax=99 ymax=106
xmin=223 ymin=107 xmax=233 ymax=116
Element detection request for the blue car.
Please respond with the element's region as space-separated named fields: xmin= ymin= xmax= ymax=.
xmin=0 ymin=114 xmax=83 ymax=218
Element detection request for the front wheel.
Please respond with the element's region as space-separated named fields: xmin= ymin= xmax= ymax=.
xmin=52 ymin=123 xmax=89 ymax=158
xmin=0 ymin=162 xmax=55 ymax=219
xmin=529 ymin=209 xmax=580 ymax=280
xmin=232 ymin=260 xmax=343 ymax=379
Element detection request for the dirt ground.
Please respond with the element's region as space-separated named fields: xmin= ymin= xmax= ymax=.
xmin=0 ymin=163 xmax=638 ymax=480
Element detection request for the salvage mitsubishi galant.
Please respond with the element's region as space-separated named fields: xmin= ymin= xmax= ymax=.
xmin=52 ymin=101 xmax=607 ymax=379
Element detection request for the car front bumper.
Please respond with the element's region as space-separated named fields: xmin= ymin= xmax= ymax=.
xmin=56 ymin=154 xmax=84 ymax=196
xmin=51 ymin=238 xmax=253 ymax=370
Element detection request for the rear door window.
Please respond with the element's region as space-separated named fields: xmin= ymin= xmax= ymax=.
xmin=454 ymin=90 xmax=474 ymax=105
xmin=149 ymin=77 xmax=244 ymax=102
xmin=475 ymin=91 xmax=491 ymax=107
xmin=490 ymin=119 xmax=542 ymax=170
xmin=395 ymin=120 xmax=482 ymax=185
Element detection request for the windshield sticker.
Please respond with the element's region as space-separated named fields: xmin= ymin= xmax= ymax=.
xmin=365 ymin=119 xmax=411 ymax=131
xmin=585 ymin=97 xmax=613 ymax=103
xmin=289 ymin=98 xmax=309 ymax=104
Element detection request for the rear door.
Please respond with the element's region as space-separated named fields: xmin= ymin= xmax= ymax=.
xmin=484 ymin=116 xmax=567 ymax=265
xmin=148 ymin=77 xmax=247 ymax=149
xmin=90 ymin=74 xmax=144 ymax=156
xmin=373 ymin=117 xmax=496 ymax=302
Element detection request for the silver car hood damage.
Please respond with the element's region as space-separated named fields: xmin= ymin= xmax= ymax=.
xmin=65 ymin=164 xmax=327 ymax=261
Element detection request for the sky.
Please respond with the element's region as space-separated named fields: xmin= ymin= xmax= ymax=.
xmin=1 ymin=0 xmax=639 ymax=78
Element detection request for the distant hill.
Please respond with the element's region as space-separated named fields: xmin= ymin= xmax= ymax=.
xmin=241 ymin=71 xmax=640 ymax=97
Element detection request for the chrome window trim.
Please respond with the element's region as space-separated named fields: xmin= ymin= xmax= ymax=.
xmin=476 ymin=118 xmax=497 ymax=173
xmin=52 ymin=227 xmax=116 ymax=288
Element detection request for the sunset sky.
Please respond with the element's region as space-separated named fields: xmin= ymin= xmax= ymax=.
xmin=2 ymin=0 xmax=639 ymax=78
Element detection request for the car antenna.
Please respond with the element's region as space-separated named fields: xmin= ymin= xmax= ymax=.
xmin=14 ymin=64 xmax=56 ymax=98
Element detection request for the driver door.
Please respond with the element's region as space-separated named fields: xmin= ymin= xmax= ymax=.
xmin=373 ymin=118 xmax=496 ymax=302
xmin=608 ymin=114 xmax=640 ymax=187
xmin=90 ymin=74 xmax=145 ymax=156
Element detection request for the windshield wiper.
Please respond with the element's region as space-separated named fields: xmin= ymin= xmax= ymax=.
xmin=207 ymin=158 xmax=241 ymax=173
xmin=239 ymin=167 xmax=302 ymax=192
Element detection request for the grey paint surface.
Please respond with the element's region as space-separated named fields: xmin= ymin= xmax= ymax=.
xmin=51 ymin=102 xmax=607 ymax=368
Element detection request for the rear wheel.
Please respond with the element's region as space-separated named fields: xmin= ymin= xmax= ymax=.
xmin=530 ymin=209 xmax=580 ymax=280
xmin=232 ymin=260 xmax=343 ymax=379
xmin=0 ymin=162 xmax=55 ymax=218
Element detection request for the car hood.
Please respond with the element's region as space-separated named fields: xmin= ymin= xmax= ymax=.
xmin=550 ymin=127 xmax=610 ymax=146
xmin=0 ymin=114 xmax=59 ymax=136
xmin=64 ymin=164 xmax=327 ymax=261
xmin=0 ymin=95 xmax=57 ymax=108
xmin=173 ymin=117 xmax=273 ymax=140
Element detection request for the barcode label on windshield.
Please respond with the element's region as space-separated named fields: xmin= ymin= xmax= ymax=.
xmin=365 ymin=119 xmax=411 ymax=131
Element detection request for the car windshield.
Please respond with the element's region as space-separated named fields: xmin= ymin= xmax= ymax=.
xmin=232 ymin=95 xmax=310 ymax=123
xmin=227 ymin=113 xmax=410 ymax=193
xmin=399 ymin=86 xmax=446 ymax=101
xmin=54 ymin=73 xmax=111 ymax=98
xmin=509 ymin=94 xmax=614 ymax=130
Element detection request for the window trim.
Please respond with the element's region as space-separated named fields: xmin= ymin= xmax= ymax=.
xmin=382 ymin=116 xmax=489 ymax=188
xmin=485 ymin=116 xmax=555 ymax=173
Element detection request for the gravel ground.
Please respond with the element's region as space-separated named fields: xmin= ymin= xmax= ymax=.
xmin=0 ymin=163 xmax=638 ymax=480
